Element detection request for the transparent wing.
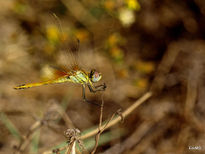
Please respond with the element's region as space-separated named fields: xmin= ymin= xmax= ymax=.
xmin=50 ymin=13 xmax=81 ymax=70
xmin=40 ymin=65 xmax=70 ymax=81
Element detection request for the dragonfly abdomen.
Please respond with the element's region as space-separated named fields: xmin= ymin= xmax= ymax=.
xmin=14 ymin=75 xmax=71 ymax=90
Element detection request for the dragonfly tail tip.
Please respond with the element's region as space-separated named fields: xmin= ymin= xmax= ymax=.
xmin=13 ymin=84 xmax=27 ymax=90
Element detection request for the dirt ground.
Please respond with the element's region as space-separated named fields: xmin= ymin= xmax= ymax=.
xmin=0 ymin=0 xmax=205 ymax=154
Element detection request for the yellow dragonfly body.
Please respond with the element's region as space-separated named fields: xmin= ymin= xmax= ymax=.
xmin=14 ymin=65 xmax=106 ymax=102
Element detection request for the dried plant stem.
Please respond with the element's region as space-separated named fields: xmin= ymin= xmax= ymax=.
xmin=15 ymin=120 xmax=43 ymax=154
xmin=16 ymin=102 xmax=74 ymax=154
xmin=150 ymin=46 xmax=180 ymax=92
xmin=55 ymin=104 xmax=75 ymax=128
xmin=80 ymin=92 xmax=152 ymax=140
xmin=71 ymin=140 xmax=76 ymax=154
xmin=91 ymin=94 xmax=105 ymax=154
xmin=64 ymin=140 xmax=76 ymax=154
xmin=43 ymin=92 xmax=152 ymax=154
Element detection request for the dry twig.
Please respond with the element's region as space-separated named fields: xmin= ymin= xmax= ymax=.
xmin=14 ymin=102 xmax=74 ymax=154
xmin=80 ymin=92 xmax=152 ymax=140
xmin=91 ymin=94 xmax=105 ymax=154
xmin=43 ymin=92 xmax=152 ymax=154
xmin=52 ymin=128 xmax=85 ymax=154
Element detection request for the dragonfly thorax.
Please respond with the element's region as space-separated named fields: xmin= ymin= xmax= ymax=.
xmin=89 ymin=69 xmax=102 ymax=83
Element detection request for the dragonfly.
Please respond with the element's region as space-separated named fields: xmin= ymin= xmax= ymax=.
xmin=14 ymin=63 xmax=106 ymax=102
xmin=14 ymin=15 xmax=106 ymax=103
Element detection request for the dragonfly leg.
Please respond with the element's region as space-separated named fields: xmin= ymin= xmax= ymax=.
xmin=82 ymin=84 xmax=100 ymax=106
xmin=95 ymin=83 xmax=107 ymax=90
xmin=82 ymin=84 xmax=87 ymax=101
xmin=88 ymin=83 xmax=107 ymax=93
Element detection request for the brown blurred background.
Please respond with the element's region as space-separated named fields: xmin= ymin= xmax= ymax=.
xmin=0 ymin=0 xmax=205 ymax=154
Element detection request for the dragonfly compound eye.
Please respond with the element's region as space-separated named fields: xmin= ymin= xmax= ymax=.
xmin=90 ymin=69 xmax=102 ymax=83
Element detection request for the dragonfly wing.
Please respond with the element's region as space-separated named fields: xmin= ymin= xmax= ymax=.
xmin=49 ymin=65 xmax=70 ymax=76
xmin=40 ymin=65 xmax=72 ymax=81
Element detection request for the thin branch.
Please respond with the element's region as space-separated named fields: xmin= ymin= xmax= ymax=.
xmin=43 ymin=92 xmax=152 ymax=154
xmin=91 ymin=93 xmax=105 ymax=154
xmin=80 ymin=92 xmax=152 ymax=140
xmin=15 ymin=120 xmax=43 ymax=154
xmin=52 ymin=128 xmax=84 ymax=154
xmin=15 ymin=102 xmax=75 ymax=154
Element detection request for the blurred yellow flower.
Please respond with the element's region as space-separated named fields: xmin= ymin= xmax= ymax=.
xmin=119 ymin=8 xmax=135 ymax=27
xmin=126 ymin=0 xmax=141 ymax=11
xmin=46 ymin=25 xmax=60 ymax=45
xmin=75 ymin=29 xmax=89 ymax=42
xmin=110 ymin=46 xmax=124 ymax=61
xmin=135 ymin=61 xmax=155 ymax=74
xmin=135 ymin=78 xmax=148 ymax=89
xmin=108 ymin=33 xmax=125 ymax=46
xmin=108 ymin=33 xmax=119 ymax=46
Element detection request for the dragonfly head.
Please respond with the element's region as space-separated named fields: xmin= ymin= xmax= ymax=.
xmin=89 ymin=69 xmax=102 ymax=83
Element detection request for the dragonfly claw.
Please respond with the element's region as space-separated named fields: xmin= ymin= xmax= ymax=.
xmin=102 ymin=83 xmax=107 ymax=90
xmin=83 ymin=99 xmax=100 ymax=106
xmin=93 ymin=83 xmax=107 ymax=91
